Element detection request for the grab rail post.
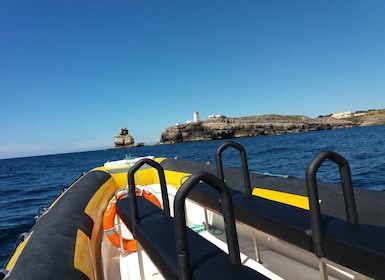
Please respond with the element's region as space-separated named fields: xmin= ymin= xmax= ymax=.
xmin=174 ymin=171 xmax=241 ymax=280
xmin=215 ymin=141 xmax=262 ymax=262
xmin=127 ymin=158 xmax=171 ymax=231
xmin=306 ymin=150 xmax=358 ymax=258
xmin=215 ymin=141 xmax=252 ymax=195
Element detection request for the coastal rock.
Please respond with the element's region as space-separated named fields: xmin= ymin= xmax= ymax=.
xmin=114 ymin=127 xmax=135 ymax=147
xmin=159 ymin=114 xmax=356 ymax=144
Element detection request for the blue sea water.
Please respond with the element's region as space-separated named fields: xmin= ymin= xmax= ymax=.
xmin=1 ymin=125 xmax=385 ymax=267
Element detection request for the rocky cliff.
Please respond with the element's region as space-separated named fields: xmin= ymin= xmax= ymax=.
xmin=159 ymin=109 xmax=385 ymax=144
xmin=113 ymin=127 xmax=135 ymax=148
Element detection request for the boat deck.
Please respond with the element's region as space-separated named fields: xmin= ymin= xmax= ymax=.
xmin=101 ymin=193 xmax=359 ymax=280
xmin=100 ymin=154 xmax=383 ymax=279
xmin=101 ymin=219 xmax=354 ymax=280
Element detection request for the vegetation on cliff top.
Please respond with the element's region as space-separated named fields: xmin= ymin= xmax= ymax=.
xmin=238 ymin=109 xmax=385 ymax=125
xmin=342 ymin=109 xmax=385 ymax=125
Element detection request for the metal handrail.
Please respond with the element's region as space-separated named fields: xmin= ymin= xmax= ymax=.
xmin=127 ymin=158 xmax=170 ymax=231
xmin=305 ymin=150 xmax=358 ymax=257
xmin=215 ymin=141 xmax=252 ymax=195
xmin=174 ymin=171 xmax=241 ymax=279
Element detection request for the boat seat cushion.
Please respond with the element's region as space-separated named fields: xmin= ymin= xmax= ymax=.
xmin=322 ymin=218 xmax=385 ymax=279
xmin=116 ymin=196 xmax=163 ymax=233
xmin=189 ymin=184 xmax=385 ymax=279
xmin=188 ymin=183 xmax=316 ymax=252
xmin=116 ymin=197 xmax=269 ymax=280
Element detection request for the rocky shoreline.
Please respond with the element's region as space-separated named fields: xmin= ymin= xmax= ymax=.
xmin=159 ymin=109 xmax=385 ymax=144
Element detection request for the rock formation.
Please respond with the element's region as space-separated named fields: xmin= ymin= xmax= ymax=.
xmin=159 ymin=109 xmax=385 ymax=144
xmin=159 ymin=115 xmax=357 ymax=144
xmin=114 ymin=128 xmax=134 ymax=147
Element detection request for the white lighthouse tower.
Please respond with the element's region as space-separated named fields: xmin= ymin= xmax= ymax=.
xmin=193 ymin=111 xmax=200 ymax=122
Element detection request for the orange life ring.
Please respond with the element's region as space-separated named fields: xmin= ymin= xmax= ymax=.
xmin=103 ymin=188 xmax=161 ymax=253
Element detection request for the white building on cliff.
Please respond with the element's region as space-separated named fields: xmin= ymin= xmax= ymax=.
xmin=186 ymin=111 xmax=200 ymax=123
xmin=332 ymin=111 xmax=352 ymax=119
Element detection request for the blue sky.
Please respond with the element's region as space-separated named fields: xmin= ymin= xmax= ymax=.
xmin=1 ymin=0 xmax=384 ymax=159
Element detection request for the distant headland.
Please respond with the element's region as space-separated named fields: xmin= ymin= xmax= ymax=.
xmin=111 ymin=109 xmax=385 ymax=148
xmin=159 ymin=109 xmax=385 ymax=144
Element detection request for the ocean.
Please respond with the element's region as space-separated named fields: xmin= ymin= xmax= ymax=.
xmin=1 ymin=125 xmax=384 ymax=267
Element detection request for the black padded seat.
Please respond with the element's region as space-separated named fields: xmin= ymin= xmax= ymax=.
xmin=116 ymin=196 xmax=269 ymax=280
xmin=116 ymin=159 xmax=269 ymax=280
xmin=306 ymin=150 xmax=385 ymax=279
xmin=232 ymin=194 xmax=315 ymax=251
xmin=188 ymin=184 xmax=239 ymax=212
xmin=188 ymin=183 xmax=318 ymax=252
xmin=116 ymin=196 xmax=163 ymax=233
xmin=322 ymin=218 xmax=385 ymax=279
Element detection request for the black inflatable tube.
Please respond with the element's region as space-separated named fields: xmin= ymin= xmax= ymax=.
xmin=6 ymin=170 xmax=111 ymax=280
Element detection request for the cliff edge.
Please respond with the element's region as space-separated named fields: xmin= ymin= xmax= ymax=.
xmin=159 ymin=109 xmax=385 ymax=144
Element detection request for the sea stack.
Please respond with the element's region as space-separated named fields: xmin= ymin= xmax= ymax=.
xmin=114 ymin=128 xmax=134 ymax=147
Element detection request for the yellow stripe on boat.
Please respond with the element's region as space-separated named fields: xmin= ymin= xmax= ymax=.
xmin=252 ymin=187 xmax=314 ymax=210
xmin=164 ymin=170 xmax=191 ymax=188
xmin=5 ymin=232 xmax=32 ymax=270
xmin=74 ymin=229 xmax=94 ymax=280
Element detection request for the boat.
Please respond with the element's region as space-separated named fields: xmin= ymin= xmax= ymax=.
xmin=1 ymin=141 xmax=384 ymax=280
